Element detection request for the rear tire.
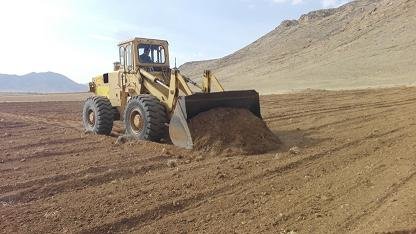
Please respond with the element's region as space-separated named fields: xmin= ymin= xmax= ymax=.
xmin=82 ymin=96 xmax=113 ymax=135
xmin=124 ymin=95 xmax=167 ymax=142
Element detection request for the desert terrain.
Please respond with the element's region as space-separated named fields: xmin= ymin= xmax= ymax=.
xmin=1 ymin=87 xmax=416 ymax=233
xmin=180 ymin=0 xmax=416 ymax=94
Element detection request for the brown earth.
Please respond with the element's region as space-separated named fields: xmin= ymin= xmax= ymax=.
xmin=0 ymin=92 xmax=90 ymax=102
xmin=1 ymin=87 xmax=416 ymax=233
xmin=189 ymin=108 xmax=281 ymax=156
xmin=180 ymin=0 xmax=416 ymax=94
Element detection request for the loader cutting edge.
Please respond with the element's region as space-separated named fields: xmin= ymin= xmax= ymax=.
xmin=169 ymin=90 xmax=261 ymax=149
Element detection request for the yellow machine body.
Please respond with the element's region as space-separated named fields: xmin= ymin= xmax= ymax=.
xmin=88 ymin=37 xmax=261 ymax=149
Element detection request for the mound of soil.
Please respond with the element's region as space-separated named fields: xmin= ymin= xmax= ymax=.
xmin=188 ymin=108 xmax=281 ymax=156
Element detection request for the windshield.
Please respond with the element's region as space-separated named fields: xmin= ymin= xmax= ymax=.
xmin=138 ymin=44 xmax=166 ymax=64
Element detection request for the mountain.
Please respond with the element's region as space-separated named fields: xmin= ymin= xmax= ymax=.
xmin=180 ymin=0 xmax=416 ymax=94
xmin=0 ymin=72 xmax=87 ymax=93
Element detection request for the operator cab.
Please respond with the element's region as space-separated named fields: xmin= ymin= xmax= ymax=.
xmin=118 ymin=37 xmax=170 ymax=73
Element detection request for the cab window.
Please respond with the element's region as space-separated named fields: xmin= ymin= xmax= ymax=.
xmin=138 ymin=44 xmax=166 ymax=64
xmin=119 ymin=47 xmax=125 ymax=65
xmin=125 ymin=44 xmax=132 ymax=67
xmin=119 ymin=44 xmax=133 ymax=70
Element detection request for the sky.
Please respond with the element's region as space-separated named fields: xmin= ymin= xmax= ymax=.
xmin=0 ymin=0 xmax=350 ymax=83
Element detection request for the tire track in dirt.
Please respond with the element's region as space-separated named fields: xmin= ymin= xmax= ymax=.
xmin=226 ymin=125 xmax=409 ymax=206
xmin=0 ymin=112 xmax=82 ymax=131
xmin=0 ymin=155 xmax=169 ymax=194
xmin=228 ymin=123 xmax=409 ymax=208
xmin=78 ymin=126 xmax=407 ymax=233
xmin=270 ymin=107 xmax=394 ymax=134
xmin=264 ymin=98 xmax=416 ymax=122
xmin=6 ymin=137 xmax=84 ymax=151
xmin=177 ymin=115 xmax=414 ymax=233
xmin=267 ymin=126 xmax=405 ymax=177
xmin=0 ymin=161 xmax=168 ymax=204
xmin=1 ymin=146 xmax=96 ymax=163
xmin=275 ymin=132 xmax=415 ymax=232
xmin=339 ymin=169 xmax=416 ymax=232
xmin=304 ymin=110 xmax=390 ymax=131
xmin=270 ymin=100 xmax=416 ymax=231
xmin=0 ymin=121 xmax=30 ymax=129
xmin=78 ymin=175 xmax=248 ymax=234
xmin=1 ymin=138 xmax=102 ymax=158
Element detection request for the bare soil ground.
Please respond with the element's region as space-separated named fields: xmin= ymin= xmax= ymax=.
xmin=1 ymin=87 xmax=416 ymax=233
xmin=0 ymin=92 xmax=90 ymax=102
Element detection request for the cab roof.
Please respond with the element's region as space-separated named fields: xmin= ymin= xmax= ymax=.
xmin=118 ymin=37 xmax=169 ymax=46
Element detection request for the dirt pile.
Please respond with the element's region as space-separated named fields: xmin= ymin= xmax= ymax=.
xmin=188 ymin=108 xmax=280 ymax=156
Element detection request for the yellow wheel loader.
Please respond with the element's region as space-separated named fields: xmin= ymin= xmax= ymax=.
xmin=83 ymin=37 xmax=261 ymax=149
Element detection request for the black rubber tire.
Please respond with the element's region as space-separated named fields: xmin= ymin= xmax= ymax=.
xmin=112 ymin=107 xmax=121 ymax=121
xmin=82 ymin=96 xmax=113 ymax=135
xmin=124 ymin=95 xmax=167 ymax=142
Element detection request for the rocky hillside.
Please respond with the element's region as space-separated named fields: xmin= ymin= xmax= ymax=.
xmin=180 ymin=0 xmax=416 ymax=93
xmin=0 ymin=72 xmax=87 ymax=93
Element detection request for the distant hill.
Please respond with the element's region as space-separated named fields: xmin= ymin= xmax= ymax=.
xmin=0 ymin=72 xmax=87 ymax=93
xmin=180 ymin=0 xmax=416 ymax=93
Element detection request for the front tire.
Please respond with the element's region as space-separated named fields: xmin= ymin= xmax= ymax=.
xmin=82 ymin=96 xmax=114 ymax=135
xmin=124 ymin=95 xmax=167 ymax=142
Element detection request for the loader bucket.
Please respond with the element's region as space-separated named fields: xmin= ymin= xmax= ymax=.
xmin=169 ymin=90 xmax=261 ymax=149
